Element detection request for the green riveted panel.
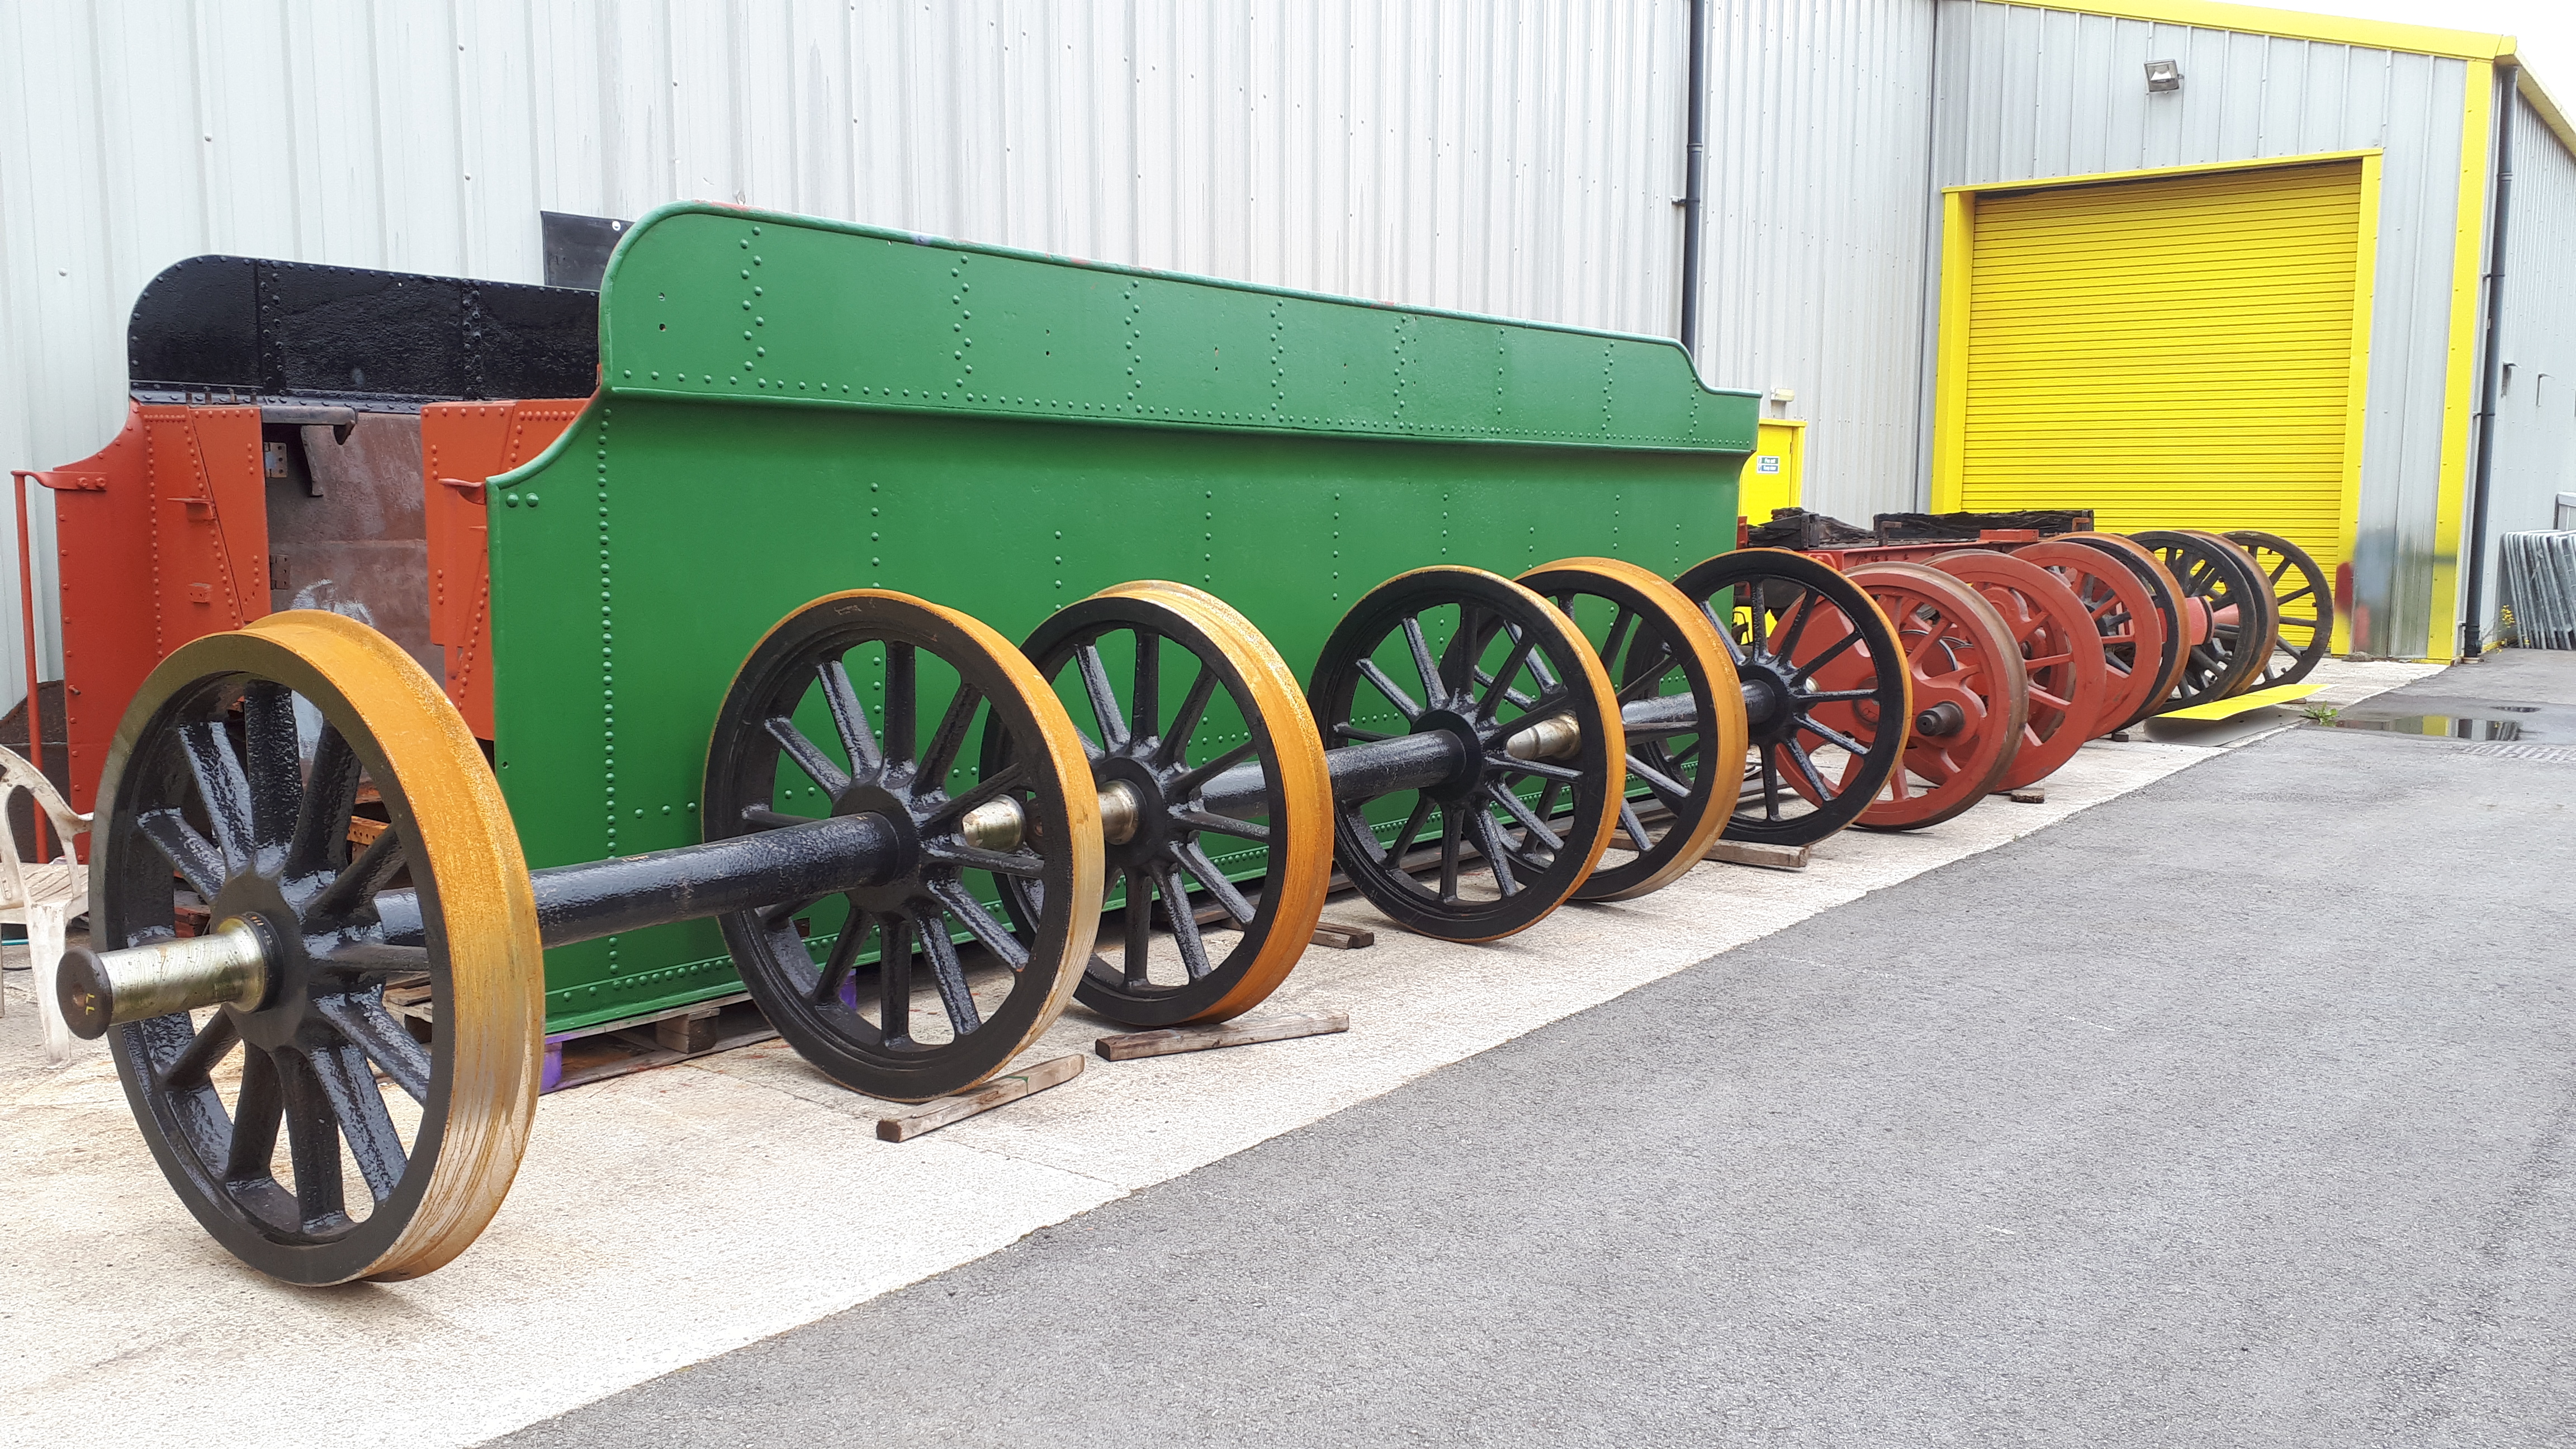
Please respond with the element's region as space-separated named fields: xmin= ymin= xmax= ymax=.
xmin=481 ymin=203 xmax=1756 ymax=1034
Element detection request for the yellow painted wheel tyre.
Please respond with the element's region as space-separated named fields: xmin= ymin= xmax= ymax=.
xmin=1519 ymin=557 xmax=1750 ymax=902
xmin=1003 ymin=581 xmax=1333 ymax=1027
xmin=92 ymin=611 xmax=542 ymax=1285
xmin=705 ymin=591 xmax=1104 ymax=1101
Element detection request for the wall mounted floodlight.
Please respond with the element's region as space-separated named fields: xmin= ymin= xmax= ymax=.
xmin=2145 ymin=59 xmax=2183 ymax=93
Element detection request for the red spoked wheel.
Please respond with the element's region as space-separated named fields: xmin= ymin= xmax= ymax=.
xmin=1832 ymin=562 xmax=2028 ymax=831
xmin=1929 ymin=549 xmax=2107 ymax=791
xmin=2057 ymin=533 xmax=2192 ymax=730
xmin=2018 ymin=539 xmax=2166 ymax=738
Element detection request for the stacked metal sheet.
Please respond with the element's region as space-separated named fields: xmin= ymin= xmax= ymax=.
xmin=2500 ymin=531 xmax=2576 ymax=649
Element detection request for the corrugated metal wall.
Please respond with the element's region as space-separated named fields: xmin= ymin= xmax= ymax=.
xmin=1695 ymin=0 xmax=1937 ymax=524
xmin=1931 ymin=1 xmax=2474 ymax=659
xmin=2 ymin=0 xmax=1766 ymax=711
xmin=2481 ymin=87 xmax=2576 ymax=645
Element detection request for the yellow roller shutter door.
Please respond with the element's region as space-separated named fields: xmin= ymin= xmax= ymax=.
xmin=1954 ymin=161 xmax=2364 ymax=577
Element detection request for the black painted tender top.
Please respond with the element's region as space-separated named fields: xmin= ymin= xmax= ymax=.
xmin=127 ymin=255 xmax=599 ymax=410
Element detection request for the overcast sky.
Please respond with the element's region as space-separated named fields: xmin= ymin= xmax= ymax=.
xmin=2253 ymin=0 xmax=2576 ymax=89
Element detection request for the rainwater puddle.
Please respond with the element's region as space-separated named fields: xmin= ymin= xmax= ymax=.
xmin=2324 ymin=710 xmax=2541 ymax=741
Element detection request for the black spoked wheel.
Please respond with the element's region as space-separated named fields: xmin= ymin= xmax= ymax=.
xmin=704 ymin=590 xmax=1103 ymax=1101
xmin=2225 ymin=529 xmax=2335 ymax=689
xmin=1671 ymin=548 xmax=1911 ymax=847
xmin=88 ymin=612 xmax=541 ymax=1285
xmin=998 ymin=582 xmax=1332 ymax=1029
xmin=2134 ymin=530 xmax=2272 ymax=707
xmin=1517 ymin=557 xmax=1748 ymax=902
xmin=1307 ymin=566 xmax=1622 ymax=943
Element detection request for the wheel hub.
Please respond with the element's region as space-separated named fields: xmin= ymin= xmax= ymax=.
xmin=1411 ymin=707 xmax=1494 ymax=803
xmin=1736 ymin=659 xmax=1798 ymax=742
xmin=206 ymin=873 xmax=312 ymax=1052
xmin=1092 ymin=754 xmax=1180 ymax=869
xmin=831 ymin=780 xmax=927 ymax=916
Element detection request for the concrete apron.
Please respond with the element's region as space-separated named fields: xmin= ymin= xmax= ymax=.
xmin=0 ymin=659 xmax=2444 ymax=1449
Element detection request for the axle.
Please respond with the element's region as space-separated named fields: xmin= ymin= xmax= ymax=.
xmin=60 ymin=701 xmax=1630 ymax=1038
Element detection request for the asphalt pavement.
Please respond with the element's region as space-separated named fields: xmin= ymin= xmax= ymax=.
xmin=493 ymin=654 xmax=2576 ymax=1448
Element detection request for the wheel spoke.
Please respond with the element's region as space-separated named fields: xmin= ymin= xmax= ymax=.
xmin=1400 ymin=613 xmax=1445 ymax=705
xmin=1617 ymin=799 xmax=1653 ymax=851
xmin=307 ymin=1041 xmax=406 ymax=1202
xmin=1616 ymin=661 xmax=1675 ymax=704
xmin=1476 ymin=630 xmax=1538 ymax=721
xmin=760 ymin=893 xmax=828 ymax=932
xmin=160 ymin=1010 xmax=242 ymax=1090
xmin=1437 ymin=807 xmax=1463 ymax=904
xmin=1159 ymin=865 xmax=1214 ymax=980
xmin=922 ymin=839 xmax=1050 ymax=878
xmin=241 ymin=682 xmax=303 ymax=863
xmin=818 ymin=658 xmax=883 ymax=774
xmin=314 ymin=993 xmax=432 ymax=1104
xmin=274 ymin=1050 xmax=348 ymax=1227
xmin=1122 ymin=870 xmax=1153 ymax=989
xmin=1156 ymin=666 xmax=1221 ymax=766
xmin=918 ymin=762 xmax=1029 ymax=835
xmin=1333 ymin=723 xmax=1397 ymax=744
xmin=1470 ymin=665 xmax=1540 ymax=712
xmin=741 ymin=806 xmax=817 ymax=830
xmin=286 ymin=723 xmax=362 ymax=881
xmin=1170 ymin=740 xmax=1258 ymax=800
xmin=1174 ymin=839 xmax=1257 ymax=925
xmin=224 ymin=1047 xmax=285 ymax=1183
xmin=319 ymin=940 xmax=434 ymax=972
xmin=139 ymin=808 xmax=228 ymax=899
xmin=878 ymin=913 xmax=914 ymax=1044
xmin=1073 ymin=643 xmax=1130 ymax=752
xmin=1466 ymin=800 xmax=1517 ymax=896
xmin=913 ymin=910 xmax=983 ymax=1036
xmin=927 ymin=878 xmax=1029 ymax=970
xmin=1629 ymin=756 xmax=1694 ymax=813
xmin=176 ymin=722 xmax=255 ymax=873
xmin=883 ymin=643 xmax=917 ymax=763
xmin=1760 ymin=750 xmax=1783 ymax=821
xmin=1535 ymin=778 xmax=1566 ymax=825
xmin=1491 ymin=754 xmax=1583 ymax=784
xmin=1485 ymin=780 xmax=1564 ymax=850
xmin=1741 ymin=584 xmax=1778 ymax=657
xmin=814 ymin=906 xmax=869 ymax=1007
xmin=1385 ymin=794 xmax=1436 ymax=864
xmin=1701 ymin=596 xmax=1751 ymax=666
xmin=1130 ymin=629 xmax=1162 ymax=745
xmin=1783 ymin=741 xmax=1835 ymax=802
xmin=764 ymin=715 xmax=852 ymax=797
xmin=1357 ymin=659 xmax=1424 ymax=723
xmin=1176 ymin=807 xmax=1268 ymax=842
xmin=1789 ymin=626 xmax=1864 ymax=683
xmin=1794 ymin=713 xmax=1873 ymax=759
xmin=917 ymin=685 xmax=984 ymax=788
xmin=306 ymin=826 xmax=406 ymax=924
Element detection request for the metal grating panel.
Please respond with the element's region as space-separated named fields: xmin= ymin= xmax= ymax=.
xmin=2499 ymin=529 xmax=2576 ymax=648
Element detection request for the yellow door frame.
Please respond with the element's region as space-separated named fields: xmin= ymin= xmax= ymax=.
xmin=2427 ymin=59 xmax=2497 ymax=661
xmin=1931 ymin=149 xmax=2385 ymax=655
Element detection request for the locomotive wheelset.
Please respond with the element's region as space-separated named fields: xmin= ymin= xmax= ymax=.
xmin=20 ymin=206 xmax=2329 ymax=1284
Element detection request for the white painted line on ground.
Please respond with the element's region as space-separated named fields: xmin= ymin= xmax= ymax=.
xmin=0 ymin=659 xmax=2443 ymax=1448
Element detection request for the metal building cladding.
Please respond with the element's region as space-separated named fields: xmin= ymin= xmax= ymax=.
xmin=1 ymin=0 xmax=2572 ymax=738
